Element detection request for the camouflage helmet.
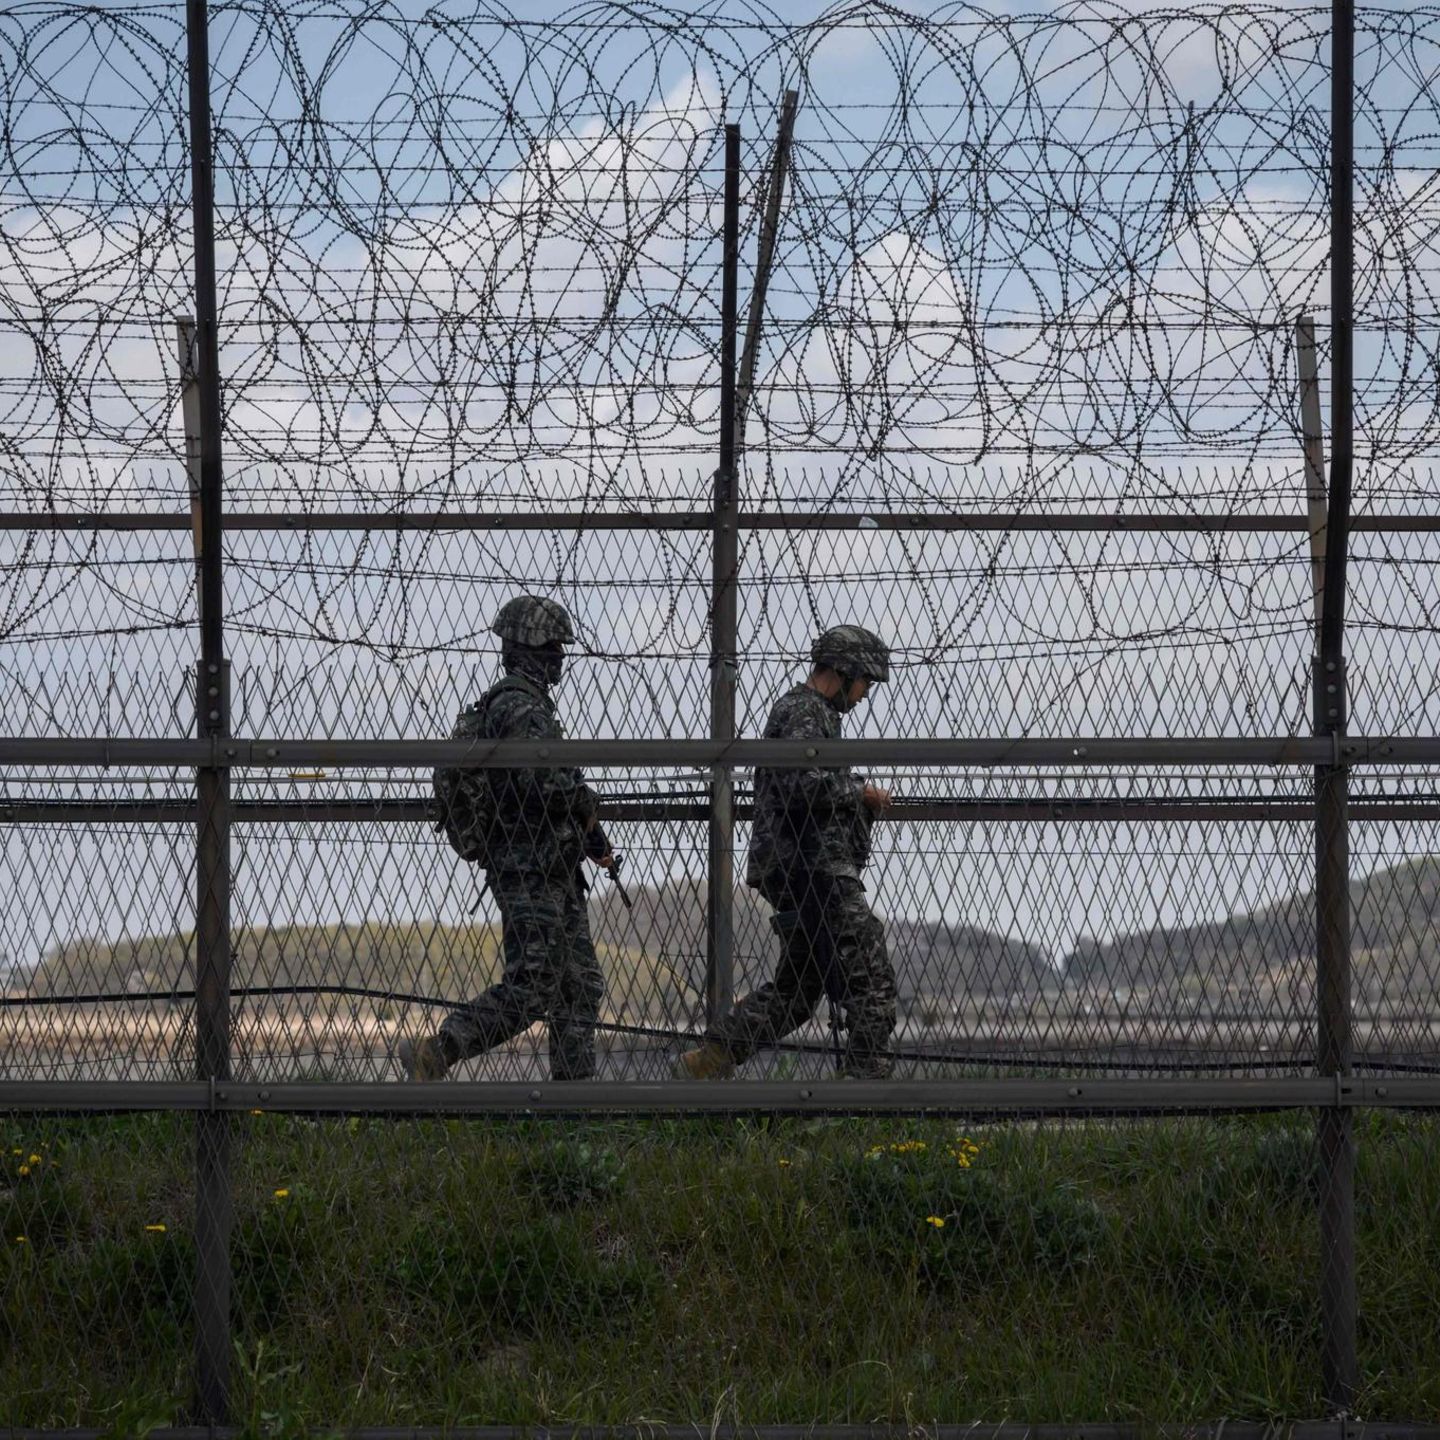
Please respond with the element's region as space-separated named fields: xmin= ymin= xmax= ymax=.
xmin=490 ymin=595 xmax=575 ymax=647
xmin=811 ymin=624 xmax=890 ymax=683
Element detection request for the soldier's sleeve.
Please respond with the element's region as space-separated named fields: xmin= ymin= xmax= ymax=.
xmin=584 ymin=820 xmax=612 ymax=860
xmin=488 ymin=689 xmax=599 ymax=824
xmin=771 ymin=697 xmax=865 ymax=818
xmin=449 ymin=704 xmax=484 ymax=743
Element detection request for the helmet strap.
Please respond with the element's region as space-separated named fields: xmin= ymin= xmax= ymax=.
xmin=828 ymin=670 xmax=862 ymax=714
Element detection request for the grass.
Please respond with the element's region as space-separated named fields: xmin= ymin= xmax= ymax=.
xmin=1 ymin=1110 xmax=1437 ymax=1431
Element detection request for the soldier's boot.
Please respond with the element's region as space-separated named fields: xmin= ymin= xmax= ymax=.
xmin=834 ymin=1058 xmax=893 ymax=1081
xmin=397 ymin=1035 xmax=448 ymax=1082
xmin=672 ymin=1041 xmax=736 ymax=1081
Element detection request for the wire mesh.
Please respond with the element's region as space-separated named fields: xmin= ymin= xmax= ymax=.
xmin=2 ymin=0 xmax=1439 ymax=1430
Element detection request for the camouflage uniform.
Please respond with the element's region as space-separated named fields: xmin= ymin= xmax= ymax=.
xmin=706 ymin=627 xmax=897 ymax=1078
xmin=431 ymin=597 xmax=607 ymax=1080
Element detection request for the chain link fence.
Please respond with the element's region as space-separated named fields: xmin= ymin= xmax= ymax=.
xmin=2 ymin=1 xmax=1439 ymax=1432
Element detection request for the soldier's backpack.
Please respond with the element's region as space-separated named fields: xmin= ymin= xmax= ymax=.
xmin=433 ymin=760 xmax=495 ymax=865
xmin=432 ymin=677 xmax=539 ymax=866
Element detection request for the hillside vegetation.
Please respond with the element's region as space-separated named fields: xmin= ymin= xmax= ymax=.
xmin=24 ymin=860 xmax=1440 ymax=1024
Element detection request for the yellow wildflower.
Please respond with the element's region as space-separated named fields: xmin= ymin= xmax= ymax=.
xmin=250 ymin=1109 xmax=264 ymax=1116
xmin=14 ymin=1235 xmax=27 ymax=1245
xmin=27 ymin=1154 xmax=40 ymax=1166
xmin=778 ymin=1158 xmax=791 ymax=1168
xmin=925 ymin=1215 xmax=946 ymax=1228
xmin=145 ymin=1224 xmax=166 ymax=1233
xmin=17 ymin=1165 xmax=29 ymax=1177
xmin=273 ymin=1188 xmax=290 ymax=1199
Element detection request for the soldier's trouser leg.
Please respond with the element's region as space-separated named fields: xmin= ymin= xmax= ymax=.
xmin=437 ymin=870 xmax=570 ymax=1070
xmin=705 ymin=890 xmax=826 ymax=1065
xmin=820 ymin=877 xmax=897 ymax=1079
xmin=546 ymin=879 xmax=604 ymax=1081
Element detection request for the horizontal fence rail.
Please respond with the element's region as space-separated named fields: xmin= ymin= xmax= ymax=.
xmin=2 ymin=737 xmax=1439 ymax=766
xmin=7 ymin=1426 xmax=1440 ymax=1440
xmin=5 ymin=510 xmax=1440 ymax=531
xmin=6 ymin=797 xmax=1440 ymax=822
xmin=3 ymin=1076 xmax=1440 ymax=1115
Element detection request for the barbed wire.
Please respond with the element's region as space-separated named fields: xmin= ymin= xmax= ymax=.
xmin=0 ymin=3 xmax=1433 ymax=504
xmin=0 ymin=2 xmax=1437 ymax=746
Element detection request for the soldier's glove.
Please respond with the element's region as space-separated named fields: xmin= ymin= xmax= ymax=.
xmin=606 ymin=849 xmax=633 ymax=910
xmin=584 ymin=822 xmax=612 ymax=862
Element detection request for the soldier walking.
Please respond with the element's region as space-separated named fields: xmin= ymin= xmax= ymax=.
xmin=676 ymin=625 xmax=897 ymax=1080
xmin=400 ymin=596 xmax=614 ymax=1081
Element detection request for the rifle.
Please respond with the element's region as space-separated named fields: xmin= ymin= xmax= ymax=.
xmin=585 ymin=822 xmax=632 ymax=909
xmin=606 ymin=849 xmax=634 ymax=911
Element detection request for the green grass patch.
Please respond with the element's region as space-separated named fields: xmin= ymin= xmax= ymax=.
xmin=0 ymin=1111 xmax=1436 ymax=1428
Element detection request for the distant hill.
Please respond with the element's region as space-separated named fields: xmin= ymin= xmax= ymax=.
xmin=25 ymin=878 xmax=1051 ymax=1024
xmin=886 ymin=916 xmax=1057 ymax=1004
xmin=589 ymin=878 xmax=1056 ymax=1011
xmin=25 ymin=916 xmax=698 ymax=1032
xmin=1063 ymin=856 xmax=1440 ymax=1012
xmin=28 ymin=920 xmax=492 ymax=1004
xmin=23 ymin=860 xmax=1439 ymax=1030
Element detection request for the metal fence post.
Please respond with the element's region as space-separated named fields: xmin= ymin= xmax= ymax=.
xmin=735 ymin=90 xmax=798 ymax=453
xmin=184 ymin=0 xmax=233 ymax=1423
xmin=705 ymin=124 xmax=741 ymax=1026
xmin=1316 ymin=0 xmax=1358 ymax=1413
xmin=1297 ymin=315 xmax=1326 ymax=632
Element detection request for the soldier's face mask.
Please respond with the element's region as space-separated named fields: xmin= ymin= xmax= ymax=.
xmin=506 ymin=643 xmax=565 ymax=688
